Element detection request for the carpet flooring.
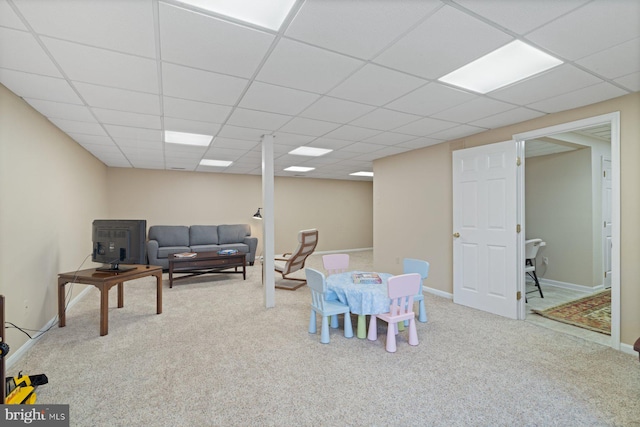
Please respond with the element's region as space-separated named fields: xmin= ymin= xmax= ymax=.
xmin=532 ymin=290 xmax=611 ymax=335
xmin=6 ymin=252 xmax=639 ymax=426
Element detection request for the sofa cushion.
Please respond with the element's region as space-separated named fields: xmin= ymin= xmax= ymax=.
xmin=218 ymin=243 xmax=249 ymax=253
xmin=190 ymin=225 xmax=218 ymax=245
xmin=218 ymin=224 xmax=250 ymax=244
xmin=149 ymin=225 xmax=189 ymax=247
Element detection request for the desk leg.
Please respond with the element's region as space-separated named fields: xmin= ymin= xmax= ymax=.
xmin=58 ymin=279 xmax=66 ymax=328
xmin=357 ymin=315 xmax=367 ymax=339
xmin=117 ymin=282 xmax=124 ymax=308
xmin=155 ymin=272 xmax=163 ymax=314
xmin=100 ymin=287 xmax=109 ymax=336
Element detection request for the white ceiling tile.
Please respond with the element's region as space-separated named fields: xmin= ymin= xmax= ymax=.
xmin=329 ymin=63 xmax=426 ymax=106
xmin=68 ymin=133 xmax=115 ymax=147
xmin=0 ymin=27 xmax=61 ymax=77
xmin=227 ymin=108 xmax=292 ymax=130
xmin=576 ymin=38 xmax=640 ymax=80
xmin=213 ymin=137 xmax=260 ymax=150
xmin=527 ymin=82 xmax=629 ymax=113
xmin=162 ymin=62 xmax=248 ymax=105
xmin=349 ymin=108 xmax=421 ymax=131
xmin=74 ymin=82 xmax=160 ymax=114
xmin=256 ymin=38 xmax=364 ymax=94
xmin=469 ymin=107 xmax=546 ymax=129
xmin=12 ymin=0 xmax=157 ymax=57
xmin=0 ymin=69 xmax=82 ymax=103
xmin=163 ymin=97 xmax=231 ymax=123
xmin=203 ymin=147 xmax=247 ymax=161
xmin=453 ymin=0 xmax=590 ymax=35
xmin=92 ymin=108 xmax=161 ymax=129
xmin=374 ymin=5 xmax=512 ymax=79
xmin=392 ymin=117 xmax=458 ymax=137
xmin=341 ymin=142 xmax=386 ymax=154
xmin=323 ymin=125 xmax=381 ymax=142
xmin=285 ymin=0 xmax=440 ymax=59
xmin=277 ymin=117 xmax=341 ymax=136
xmin=526 ymin=0 xmax=640 ymax=60
xmin=0 ymin=1 xmax=27 ymax=29
xmin=48 ymin=117 xmax=105 ymax=136
xmin=431 ymin=97 xmax=516 ymax=123
xmin=163 ymin=117 xmax=221 ymax=135
xmin=306 ymin=138 xmax=353 ymax=151
xmin=217 ymin=124 xmax=271 ymax=141
xmin=399 ymin=137 xmax=443 ymax=150
xmin=299 ymin=96 xmax=375 ymax=123
xmin=115 ymin=138 xmax=162 ymax=150
xmin=239 ymin=81 xmax=320 ymax=115
xmin=614 ymin=71 xmax=640 ymax=92
xmin=41 ymin=37 xmax=159 ymax=93
xmin=270 ymin=132 xmax=317 ymax=146
xmin=24 ymin=98 xmax=95 ymax=122
xmin=104 ymin=124 xmax=162 ymax=141
xmin=120 ymin=146 xmax=164 ymax=158
xmin=386 ymin=82 xmax=476 ymax=116
xmin=362 ymin=132 xmax=416 ymax=145
xmin=159 ymin=3 xmax=274 ymax=78
xmin=490 ymin=64 xmax=602 ymax=105
xmin=165 ymin=143 xmax=207 ymax=157
xmin=429 ymin=124 xmax=487 ymax=140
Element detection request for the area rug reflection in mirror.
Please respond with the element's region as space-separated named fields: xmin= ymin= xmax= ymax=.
xmin=532 ymin=290 xmax=611 ymax=335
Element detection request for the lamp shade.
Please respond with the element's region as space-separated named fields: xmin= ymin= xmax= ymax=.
xmin=253 ymin=208 xmax=262 ymax=219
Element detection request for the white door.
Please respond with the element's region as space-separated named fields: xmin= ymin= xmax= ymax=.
xmin=602 ymin=156 xmax=612 ymax=289
xmin=453 ymin=141 xmax=519 ymax=319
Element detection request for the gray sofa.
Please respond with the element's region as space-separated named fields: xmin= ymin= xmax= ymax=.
xmin=146 ymin=224 xmax=258 ymax=269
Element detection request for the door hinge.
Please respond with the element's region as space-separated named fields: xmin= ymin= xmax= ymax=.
xmin=517 ymin=291 xmax=522 ymax=301
xmin=603 ymin=170 xmax=606 ymax=178
xmin=516 ymin=224 xmax=521 ymax=233
xmin=604 ymin=271 xmax=607 ymax=278
xmin=516 ymin=157 xmax=521 ymax=166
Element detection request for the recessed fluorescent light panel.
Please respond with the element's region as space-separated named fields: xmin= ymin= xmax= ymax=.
xmin=438 ymin=40 xmax=563 ymax=94
xmin=350 ymin=171 xmax=374 ymax=177
xmin=288 ymin=147 xmax=333 ymax=157
xmin=284 ymin=166 xmax=315 ymax=172
xmin=165 ymin=130 xmax=213 ymax=147
xmin=176 ymin=0 xmax=296 ymax=31
xmin=200 ymin=159 xmax=232 ymax=167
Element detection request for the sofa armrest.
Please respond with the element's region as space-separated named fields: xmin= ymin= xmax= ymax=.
xmin=146 ymin=240 xmax=160 ymax=264
xmin=243 ymin=236 xmax=258 ymax=265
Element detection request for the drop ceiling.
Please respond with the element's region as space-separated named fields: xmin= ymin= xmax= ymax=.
xmin=0 ymin=0 xmax=638 ymax=181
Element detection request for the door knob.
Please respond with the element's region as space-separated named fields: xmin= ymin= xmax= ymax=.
xmin=453 ymin=232 xmax=460 ymax=238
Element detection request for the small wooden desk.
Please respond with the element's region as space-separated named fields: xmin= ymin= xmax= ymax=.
xmin=58 ymin=265 xmax=162 ymax=336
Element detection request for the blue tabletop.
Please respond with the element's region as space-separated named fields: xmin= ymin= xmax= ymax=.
xmin=326 ymin=271 xmax=393 ymax=315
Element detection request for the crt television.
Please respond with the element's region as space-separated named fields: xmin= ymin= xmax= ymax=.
xmin=92 ymin=220 xmax=147 ymax=272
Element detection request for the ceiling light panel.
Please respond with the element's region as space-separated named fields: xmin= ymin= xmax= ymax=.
xmin=289 ymin=147 xmax=333 ymax=156
xmin=200 ymin=159 xmax=233 ymax=167
xmin=350 ymin=171 xmax=374 ymax=177
xmin=165 ymin=130 xmax=213 ymax=146
xmin=284 ymin=166 xmax=315 ymax=172
xmin=438 ymin=40 xmax=563 ymax=94
xmin=175 ymin=0 xmax=297 ymax=31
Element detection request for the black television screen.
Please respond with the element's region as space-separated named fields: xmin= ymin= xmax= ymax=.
xmin=92 ymin=220 xmax=147 ymax=272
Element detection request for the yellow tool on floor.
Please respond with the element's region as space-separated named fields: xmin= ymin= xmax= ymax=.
xmin=5 ymin=372 xmax=49 ymax=404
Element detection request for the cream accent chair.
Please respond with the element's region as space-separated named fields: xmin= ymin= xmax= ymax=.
xmin=274 ymin=229 xmax=318 ymax=290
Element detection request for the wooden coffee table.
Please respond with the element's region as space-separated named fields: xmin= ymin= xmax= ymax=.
xmin=58 ymin=265 xmax=163 ymax=336
xmin=168 ymin=251 xmax=246 ymax=288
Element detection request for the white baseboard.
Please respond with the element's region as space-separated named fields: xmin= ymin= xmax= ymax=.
xmin=424 ymin=286 xmax=453 ymax=300
xmin=6 ymin=285 xmax=92 ymax=370
xmin=538 ymin=278 xmax=604 ymax=294
xmin=619 ymin=342 xmax=638 ymax=358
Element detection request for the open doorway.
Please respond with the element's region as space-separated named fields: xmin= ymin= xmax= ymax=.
xmin=522 ymin=124 xmax=611 ymax=346
xmin=515 ymin=113 xmax=620 ymax=350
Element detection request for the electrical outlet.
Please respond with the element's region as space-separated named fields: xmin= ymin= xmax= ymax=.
xmin=542 ymin=257 xmax=549 ymax=265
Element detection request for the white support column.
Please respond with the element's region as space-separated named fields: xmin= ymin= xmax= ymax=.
xmin=261 ymin=134 xmax=275 ymax=307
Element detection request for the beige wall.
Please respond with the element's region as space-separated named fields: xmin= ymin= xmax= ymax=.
xmin=526 ymin=148 xmax=594 ymax=287
xmin=106 ymin=168 xmax=373 ymax=254
xmin=0 ymin=84 xmax=109 ymax=353
xmin=374 ymin=92 xmax=640 ymax=346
